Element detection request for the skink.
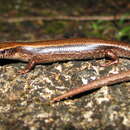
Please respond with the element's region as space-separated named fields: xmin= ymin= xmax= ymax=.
xmin=0 ymin=38 xmax=130 ymax=101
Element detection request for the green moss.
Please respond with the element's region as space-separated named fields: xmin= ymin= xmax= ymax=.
xmin=43 ymin=21 xmax=67 ymax=34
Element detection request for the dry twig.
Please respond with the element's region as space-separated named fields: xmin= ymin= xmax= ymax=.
xmin=0 ymin=14 xmax=130 ymax=23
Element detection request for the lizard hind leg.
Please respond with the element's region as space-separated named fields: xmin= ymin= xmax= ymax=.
xmin=100 ymin=49 xmax=119 ymax=67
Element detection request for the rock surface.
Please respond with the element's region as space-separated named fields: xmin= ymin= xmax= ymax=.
xmin=0 ymin=59 xmax=129 ymax=129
